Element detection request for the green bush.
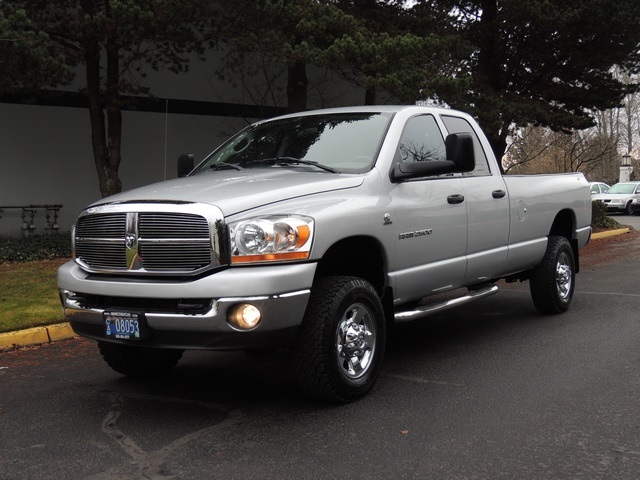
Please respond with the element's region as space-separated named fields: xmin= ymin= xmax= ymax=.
xmin=0 ymin=233 xmax=72 ymax=262
xmin=591 ymin=200 xmax=623 ymax=229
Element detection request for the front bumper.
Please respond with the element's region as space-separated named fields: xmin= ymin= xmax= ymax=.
xmin=603 ymin=202 xmax=628 ymax=212
xmin=58 ymin=260 xmax=316 ymax=350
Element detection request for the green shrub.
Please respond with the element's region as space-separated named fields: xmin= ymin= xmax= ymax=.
xmin=0 ymin=233 xmax=72 ymax=262
xmin=591 ymin=200 xmax=623 ymax=229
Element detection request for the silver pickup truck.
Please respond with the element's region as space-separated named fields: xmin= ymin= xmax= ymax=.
xmin=58 ymin=105 xmax=591 ymax=401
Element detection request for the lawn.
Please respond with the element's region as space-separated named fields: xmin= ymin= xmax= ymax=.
xmin=0 ymin=258 xmax=69 ymax=333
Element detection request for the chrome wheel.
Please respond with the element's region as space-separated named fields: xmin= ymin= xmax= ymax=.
xmin=555 ymin=251 xmax=573 ymax=300
xmin=294 ymin=276 xmax=386 ymax=402
xmin=530 ymin=236 xmax=576 ymax=314
xmin=335 ymin=303 xmax=376 ymax=379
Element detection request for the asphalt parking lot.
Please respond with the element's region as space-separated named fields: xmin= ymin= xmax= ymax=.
xmin=2 ymin=222 xmax=640 ymax=479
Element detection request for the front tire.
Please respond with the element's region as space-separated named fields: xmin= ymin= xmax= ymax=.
xmin=529 ymin=236 xmax=575 ymax=314
xmin=98 ymin=342 xmax=184 ymax=377
xmin=294 ymin=276 xmax=386 ymax=402
xmin=625 ymin=201 xmax=634 ymax=215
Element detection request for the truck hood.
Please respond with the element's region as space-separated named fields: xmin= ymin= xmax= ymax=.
xmin=90 ymin=169 xmax=364 ymax=216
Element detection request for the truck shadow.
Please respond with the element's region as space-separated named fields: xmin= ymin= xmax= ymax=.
xmin=97 ymin=287 xmax=540 ymax=408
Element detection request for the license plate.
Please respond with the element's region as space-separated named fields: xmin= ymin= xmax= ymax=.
xmin=104 ymin=311 xmax=143 ymax=341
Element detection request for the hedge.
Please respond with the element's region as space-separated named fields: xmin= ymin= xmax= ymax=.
xmin=0 ymin=233 xmax=72 ymax=262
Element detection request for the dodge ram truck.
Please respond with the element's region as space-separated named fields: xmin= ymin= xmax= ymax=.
xmin=58 ymin=105 xmax=592 ymax=402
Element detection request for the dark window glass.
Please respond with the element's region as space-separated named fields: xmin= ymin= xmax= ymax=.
xmin=441 ymin=115 xmax=491 ymax=176
xmin=398 ymin=115 xmax=446 ymax=164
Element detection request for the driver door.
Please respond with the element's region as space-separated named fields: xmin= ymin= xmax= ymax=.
xmin=387 ymin=114 xmax=468 ymax=304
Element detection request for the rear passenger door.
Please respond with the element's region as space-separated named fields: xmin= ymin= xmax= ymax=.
xmin=440 ymin=115 xmax=510 ymax=284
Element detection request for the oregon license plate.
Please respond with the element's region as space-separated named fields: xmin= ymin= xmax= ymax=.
xmin=104 ymin=311 xmax=143 ymax=340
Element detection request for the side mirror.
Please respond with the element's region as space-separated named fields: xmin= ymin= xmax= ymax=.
xmin=390 ymin=132 xmax=476 ymax=182
xmin=445 ymin=132 xmax=475 ymax=173
xmin=177 ymin=153 xmax=195 ymax=178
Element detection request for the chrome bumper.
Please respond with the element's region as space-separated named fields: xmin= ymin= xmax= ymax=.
xmin=58 ymin=260 xmax=315 ymax=349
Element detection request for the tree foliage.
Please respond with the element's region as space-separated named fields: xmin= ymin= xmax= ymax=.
xmin=505 ymin=126 xmax=618 ymax=180
xmin=0 ymin=1 xmax=71 ymax=90
xmin=432 ymin=0 xmax=640 ymax=167
xmin=215 ymin=0 xmax=469 ymax=110
xmin=2 ymin=0 xmax=214 ymax=197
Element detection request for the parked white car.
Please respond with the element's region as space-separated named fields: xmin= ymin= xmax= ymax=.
xmin=589 ymin=182 xmax=610 ymax=195
xmin=592 ymin=181 xmax=640 ymax=214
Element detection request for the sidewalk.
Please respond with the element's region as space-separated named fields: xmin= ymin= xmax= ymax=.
xmin=0 ymin=228 xmax=631 ymax=352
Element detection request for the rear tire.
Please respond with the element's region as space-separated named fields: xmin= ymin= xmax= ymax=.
xmin=294 ymin=276 xmax=386 ymax=402
xmin=529 ymin=236 xmax=575 ymax=314
xmin=98 ymin=342 xmax=184 ymax=377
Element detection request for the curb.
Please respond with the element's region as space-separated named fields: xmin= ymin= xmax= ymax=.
xmin=591 ymin=227 xmax=630 ymax=240
xmin=0 ymin=323 xmax=75 ymax=351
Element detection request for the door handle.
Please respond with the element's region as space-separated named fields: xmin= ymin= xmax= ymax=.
xmin=492 ymin=189 xmax=506 ymax=199
xmin=447 ymin=194 xmax=465 ymax=204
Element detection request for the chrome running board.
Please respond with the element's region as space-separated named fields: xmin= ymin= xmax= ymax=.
xmin=394 ymin=284 xmax=499 ymax=322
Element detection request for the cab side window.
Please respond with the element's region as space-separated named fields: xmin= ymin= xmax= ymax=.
xmin=441 ymin=115 xmax=491 ymax=176
xmin=398 ymin=115 xmax=446 ymax=164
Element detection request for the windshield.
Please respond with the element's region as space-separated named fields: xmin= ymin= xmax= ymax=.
xmin=192 ymin=112 xmax=392 ymax=175
xmin=607 ymin=183 xmax=638 ymax=194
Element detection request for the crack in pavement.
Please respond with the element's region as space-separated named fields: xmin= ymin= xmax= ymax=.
xmin=88 ymin=391 xmax=243 ymax=479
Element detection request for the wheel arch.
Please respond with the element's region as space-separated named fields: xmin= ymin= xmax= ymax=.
xmin=313 ymin=236 xmax=394 ymax=333
xmin=313 ymin=235 xmax=387 ymax=295
xmin=548 ymin=208 xmax=580 ymax=273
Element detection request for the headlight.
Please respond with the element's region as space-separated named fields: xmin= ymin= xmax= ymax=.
xmin=229 ymin=215 xmax=314 ymax=264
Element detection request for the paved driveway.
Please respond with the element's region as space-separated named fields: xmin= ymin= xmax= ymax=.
xmin=2 ymin=233 xmax=640 ymax=479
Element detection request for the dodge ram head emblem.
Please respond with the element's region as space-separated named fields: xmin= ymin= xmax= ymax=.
xmin=125 ymin=234 xmax=136 ymax=250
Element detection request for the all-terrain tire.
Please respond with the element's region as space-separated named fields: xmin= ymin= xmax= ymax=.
xmin=529 ymin=236 xmax=575 ymax=314
xmin=98 ymin=342 xmax=184 ymax=377
xmin=293 ymin=276 xmax=386 ymax=402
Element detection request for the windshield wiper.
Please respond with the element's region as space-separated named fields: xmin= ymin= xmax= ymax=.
xmin=209 ymin=162 xmax=243 ymax=171
xmin=248 ymin=157 xmax=339 ymax=173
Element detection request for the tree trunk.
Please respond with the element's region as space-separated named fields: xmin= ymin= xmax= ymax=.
xmin=104 ymin=13 xmax=122 ymax=197
xmin=364 ymin=86 xmax=376 ymax=105
xmin=476 ymin=119 xmax=509 ymax=175
xmin=81 ymin=0 xmax=123 ymax=198
xmin=287 ymin=59 xmax=308 ymax=113
xmin=475 ymin=0 xmax=508 ymax=174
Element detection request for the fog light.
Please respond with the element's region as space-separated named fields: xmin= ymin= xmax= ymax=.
xmin=227 ymin=303 xmax=262 ymax=330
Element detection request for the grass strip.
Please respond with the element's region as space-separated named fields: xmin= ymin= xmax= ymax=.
xmin=0 ymin=259 xmax=69 ymax=333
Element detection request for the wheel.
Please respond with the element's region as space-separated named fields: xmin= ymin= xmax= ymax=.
xmin=98 ymin=342 xmax=184 ymax=377
xmin=294 ymin=276 xmax=386 ymax=402
xmin=529 ymin=236 xmax=575 ymax=314
xmin=625 ymin=201 xmax=634 ymax=215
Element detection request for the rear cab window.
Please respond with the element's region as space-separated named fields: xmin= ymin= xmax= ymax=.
xmin=440 ymin=115 xmax=491 ymax=176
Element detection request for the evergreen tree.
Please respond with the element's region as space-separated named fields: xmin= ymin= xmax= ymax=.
xmin=430 ymin=0 xmax=640 ymax=168
xmin=0 ymin=2 xmax=70 ymax=90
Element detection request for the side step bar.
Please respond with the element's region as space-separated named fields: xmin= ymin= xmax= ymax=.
xmin=394 ymin=284 xmax=499 ymax=322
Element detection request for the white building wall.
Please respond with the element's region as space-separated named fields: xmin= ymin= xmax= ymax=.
xmin=0 ymin=102 xmax=250 ymax=236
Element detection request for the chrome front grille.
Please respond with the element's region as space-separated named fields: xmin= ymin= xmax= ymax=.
xmin=138 ymin=213 xmax=209 ymax=238
xmin=74 ymin=203 xmax=227 ymax=275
